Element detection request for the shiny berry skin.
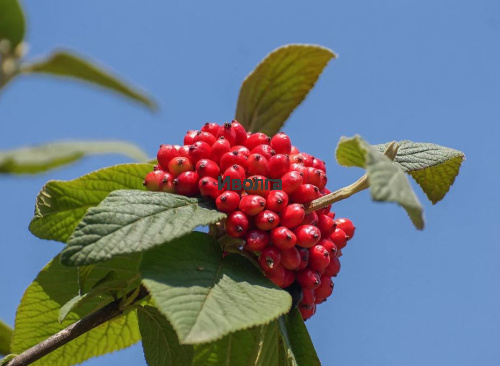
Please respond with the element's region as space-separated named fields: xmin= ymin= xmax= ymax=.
xmin=301 ymin=211 xmax=318 ymax=226
xmin=174 ymin=171 xmax=200 ymax=196
xmin=193 ymin=131 xmax=216 ymax=146
xmin=216 ymin=122 xmax=237 ymax=146
xmin=258 ymin=246 xmax=282 ymax=272
xmin=211 ymin=137 xmax=231 ymax=164
xmin=324 ymin=256 xmax=341 ymax=277
xmin=215 ymin=191 xmax=240 ymax=213
xmin=297 ymin=247 xmax=309 ymax=270
xmin=244 ymin=175 xmax=271 ymax=197
xmin=290 ymin=154 xmax=305 ymax=165
xmin=290 ymin=184 xmax=321 ymax=204
xmin=314 ymin=275 xmax=334 ymax=303
xmin=239 ymin=195 xmax=266 ymax=216
xmin=290 ymin=145 xmax=300 ymax=155
xmin=307 ymin=168 xmax=327 ymax=190
xmin=270 ymin=226 xmax=296 ymax=250
xmin=281 ymin=171 xmax=303 ymax=194
xmin=280 ymin=203 xmax=305 ymax=229
xmin=160 ymin=172 xmax=175 ymax=193
xmin=280 ymin=246 xmax=301 ymax=270
xmin=270 ymin=132 xmax=292 ymax=155
xmin=302 ymin=288 xmax=315 ymax=305
xmin=143 ymin=170 xmax=165 ymax=191
xmin=183 ymin=130 xmax=198 ymax=145
xmin=268 ymin=154 xmax=290 ymax=179
xmin=178 ymin=145 xmax=190 ymax=158
xmin=245 ymin=132 xmax=271 ymax=151
xmin=265 ymin=190 xmax=289 ymax=213
xmin=296 ymin=268 xmax=321 ymax=290
xmin=231 ymin=120 xmax=248 ymax=145
xmin=168 ymin=157 xmax=194 ymax=177
xmin=244 ymin=229 xmax=270 ymax=251
xmin=294 ymin=225 xmax=321 ymax=248
xmin=198 ymin=177 xmax=220 ymax=199
xmin=298 ymin=303 xmax=316 ymax=321
xmin=282 ymin=269 xmax=295 ymax=288
xmin=251 ymin=144 xmax=275 ymax=160
xmin=188 ymin=141 xmax=212 ymax=163
xmin=312 ymin=158 xmax=326 ymax=172
xmin=255 ymin=210 xmax=280 ymax=231
xmin=220 ymin=151 xmax=248 ymax=172
xmin=247 ymin=154 xmax=269 ymax=176
xmin=335 ymin=218 xmax=355 ymax=239
xmin=299 ymin=152 xmax=314 ymax=167
xmin=308 ymin=244 xmax=330 ymax=273
xmin=330 ymin=228 xmax=348 ymax=250
xmin=226 ymin=211 xmax=249 ymax=238
xmin=265 ymin=265 xmax=286 ymax=288
xmin=230 ymin=145 xmax=251 ymax=157
xmin=327 ymin=211 xmax=336 ymax=219
xmin=201 ymin=122 xmax=220 ymax=136
xmin=195 ymin=159 xmax=220 ymax=179
xmin=318 ymin=238 xmax=337 ymax=258
xmin=317 ymin=214 xmax=336 ymax=237
xmin=290 ymin=164 xmax=309 ymax=184
xmin=157 ymin=145 xmax=180 ymax=170
xmin=223 ymin=164 xmax=246 ymax=183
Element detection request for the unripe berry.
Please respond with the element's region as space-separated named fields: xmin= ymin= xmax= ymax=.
xmin=282 ymin=269 xmax=295 ymax=288
xmin=297 ymin=247 xmax=309 ymax=270
xmin=188 ymin=141 xmax=212 ymax=163
xmin=314 ymin=275 xmax=334 ymax=303
xmin=308 ymin=244 xmax=330 ymax=273
xmin=281 ymin=171 xmax=303 ymax=194
xmin=198 ymin=177 xmax=221 ymax=199
xmin=226 ymin=211 xmax=249 ymax=238
xmin=268 ymin=154 xmax=290 ymax=179
xmin=290 ymin=184 xmax=321 ymax=204
xmin=193 ymin=131 xmax=216 ymax=146
xmin=265 ymin=190 xmax=289 ymax=213
xmin=244 ymin=229 xmax=270 ymax=251
xmin=301 ymin=211 xmax=318 ymax=226
xmin=231 ymin=120 xmax=248 ymax=145
xmin=239 ymin=195 xmax=266 ymax=216
xmin=216 ymin=122 xmax=237 ymax=146
xmin=280 ymin=203 xmax=305 ymax=229
xmin=215 ymin=191 xmax=240 ymax=213
xmin=183 ymin=130 xmax=198 ymax=145
xmin=323 ymin=256 xmax=341 ymax=277
xmin=251 ymin=144 xmax=275 ymax=160
xmin=335 ymin=218 xmax=356 ymax=239
xmin=220 ymin=151 xmax=248 ymax=172
xmin=270 ymin=132 xmax=292 ymax=155
xmin=247 ymin=154 xmax=269 ymax=176
xmin=195 ymin=159 xmax=220 ymax=179
xmin=330 ymin=228 xmax=348 ymax=250
xmin=296 ymin=268 xmax=321 ymax=290
xmin=230 ymin=145 xmax=251 ymax=157
xmin=178 ymin=145 xmax=190 ymax=158
xmin=258 ymin=246 xmax=281 ymax=272
xmin=270 ymin=226 xmax=296 ymax=250
xmin=318 ymin=238 xmax=337 ymax=258
xmin=245 ymin=132 xmax=271 ymax=151
xmin=168 ymin=157 xmax=194 ymax=177
xmin=160 ymin=172 xmax=175 ymax=193
xmin=174 ymin=171 xmax=200 ymax=197
xmin=307 ymin=168 xmax=327 ymax=190
xmin=317 ymin=214 xmax=336 ymax=237
xmin=254 ymin=210 xmax=280 ymax=231
xmin=280 ymin=246 xmax=301 ymax=270
xmin=211 ymin=137 xmax=231 ymax=164
xmin=201 ymin=122 xmax=220 ymax=136
xmin=298 ymin=303 xmax=316 ymax=321
xmin=157 ymin=145 xmax=180 ymax=170
xmin=294 ymin=225 xmax=321 ymax=248
xmin=143 ymin=170 xmax=165 ymax=191
xmin=265 ymin=264 xmax=286 ymax=288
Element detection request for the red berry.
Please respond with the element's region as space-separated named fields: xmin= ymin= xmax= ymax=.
xmin=265 ymin=264 xmax=286 ymax=288
xmin=201 ymin=122 xmax=220 ymax=136
xmin=312 ymin=158 xmax=326 ymax=172
xmin=251 ymin=144 xmax=275 ymax=160
xmin=230 ymin=145 xmax=251 ymax=157
xmin=314 ymin=275 xmax=334 ymax=303
xmin=281 ymin=171 xmax=303 ymax=194
xmin=327 ymin=211 xmax=336 ymax=219
xmin=168 ymin=157 xmax=194 ymax=177
xmin=211 ymin=137 xmax=231 ymax=164
xmin=270 ymin=132 xmax=291 ymax=155
xmin=335 ymin=218 xmax=355 ymax=239
xmin=231 ymin=120 xmax=247 ymax=145
xmin=245 ymin=175 xmax=271 ymax=197
xmin=290 ymin=145 xmax=300 ymax=155
xmin=302 ymin=288 xmax=315 ymax=305
xmin=282 ymin=269 xmax=295 ymax=288
xmin=189 ymin=141 xmax=212 ymax=163
xmin=198 ymin=177 xmax=220 ymax=199
xmin=323 ymin=256 xmax=341 ymax=277
xmin=195 ymin=159 xmax=220 ymax=179
xmin=308 ymin=244 xmax=330 ymax=273
xmin=280 ymin=204 xmax=305 ymax=229
xmin=239 ymin=195 xmax=266 ymax=216
xmin=226 ymin=211 xmax=249 ymax=238
xmin=216 ymin=122 xmax=237 ymax=146
xmin=222 ymin=164 xmax=246 ymax=185
xmin=174 ymin=171 xmax=200 ymax=196
xmin=157 ymin=145 xmax=180 ymax=170
xmin=258 ymin=246 xmax=281 ymax=272
xmin=265 ymin=190 xmax=289 ymax=213
xmin=215 ymin=191 xmax=240 ymax=213
xmin=301 ymin=211 xmax=318 ymax=226
xmin=296 ymin=268 xmax=321 ymax=290
xmin=193 ymin=131 xmax=216 ymax=146
xmin=178 ymin=145 xmax=190 ymax=158
xmin=299 ymin=153 xmax=314 ymax=167
xmin=220 ymin=151 xmax=248 ymax=172
xmin=298 ymin=303 xmax=316 ymax=321
xmin=244 ymin=229 xmax=270 ymax=251
xmin=317 ymin=214 xmax=336 ymax=237
xmin=297 ymin=247 xmax=309 ymax=270
xmin=290 ymin=184 xmax=320 ymax=204
xmin=280 ymin=246 xmax=301 ymax=270
xmin=247 ymin=154 xmax=269 ymax=176
xmin=245 ymin=132 xmax=271 ymax=151
xmin=318 ymin=238 xmax=337 ymax=258
xmin=160 ymin=172 xmax=175 ymax=193
xmin=330 ymin=228 xmax=348 ymax=250
xmin=290 ymin=164 xmax=310 ymax=184
xmin=254 ymin=210 xmax=280 ymax=231
xmin=270 ymin=226 xmax=296 ymax=250
xmin=294 ymin=225 xmax=321 ymax=248
xmin=307 ymin=168 xmax=327 ymax=190
xmin=268 ymin=154 xmax=290 ymax=179
xmin=143 ymin=170 xmax=165 ymax=191
xmin=183 ymin=130 xmax=198 ymax=145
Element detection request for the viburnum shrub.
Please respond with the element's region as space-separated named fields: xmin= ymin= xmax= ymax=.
xmin=0 ymin=4 xmax=466 ymax=363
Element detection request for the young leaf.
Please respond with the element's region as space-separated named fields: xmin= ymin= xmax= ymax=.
xmin=0 ymin=319 xmax=12 ymax=356
xmin=20 ymin=51 xmax=157 ymax=110
xmin=235 ymin=44 xmax=336 ymax=135
xmin=374 ymin=141 xmax=465 ymax=204
xmin=29 ymin=163 xmax=153 ymax=243
xmin=11 ymin=254 xmax=142 ymax=366
xmin=138 ymin=306 xmax=194 ymax=366
xmin=141 ymin=232 xmax=292 ymax=345
xmin=0 ymin=0 xmax=25 ymax=50
xmin=61 ymin=191 xmax=226 ymax=266
xmin=0 ymin=141 xmax=149 ymax=175
xmin=0 ymin=354 xmax=16 ymax=366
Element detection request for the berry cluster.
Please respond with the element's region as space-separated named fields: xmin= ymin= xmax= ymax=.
xmin=143 ymin=121 xmax=355 ymax=320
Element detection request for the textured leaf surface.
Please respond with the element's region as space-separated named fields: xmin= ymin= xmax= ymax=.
xmin=374 ymin=141 xmax=465 ymax=204
xmin=0 ymin=141 xmax=148 ymax=175
xmin=138 ymin=306 xmax=193 ymax=366
xmin=11 ymin=254 xmax=142 ymax=366
xmin=280 ymin=309 xmax=320 ymax=366
xmin=0 ymin=0 xmax=25 ymax=49
xmin=141 ymin=232 xmax=292 ymax=344
xmin=236 ymin=44 xmax=335 ymax=135
xmin=20 ymin=51 xmax=156 ymax=110
xmin=0 ymin=320 xmax=12 ymax=355
xmin=29 ymin=163 xmax=153 ymax=243
xmin=61 ymin=191 xmax=225 ymax=266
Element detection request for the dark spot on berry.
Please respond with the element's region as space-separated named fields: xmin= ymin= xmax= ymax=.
xmin=142 ymin=181 xmax=147 ymax=186
xmin=236 ymin=226 xmax=243 ymax=232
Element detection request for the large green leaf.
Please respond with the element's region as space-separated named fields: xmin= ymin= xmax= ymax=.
xmin=374 ymin=141 xmax=465 ymax=204
xmin=336 ymin=136 xmax=424 ymax=229
xmin=0 ymin=0 xmax=25 ymax=50
xmin=30 ymin=163 xmax=153 ymax=243
xmin=141 ymin=232 xmax=292 ymax=345
xmin=11 ymin=254 xmax=142 ymax=366
xmin=235 ymin=44 xmax=335 ymax=135
xmin=0 ymin=141 xmax=149 ymax=175
xmin=0 ymin=319 xmax=12 ymax=356
xmin=20 ymin=51 xmax=156 ymax=110
xmin=138 ymin=306 xmax=194 ymax=366
xmin=61 ymin=190 xmax=226 ymax=266
xmin=280 ymin=309 xmax=320 ymax=366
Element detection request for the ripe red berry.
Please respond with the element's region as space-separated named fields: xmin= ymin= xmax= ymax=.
xmin=174 ymin=171 xmax=200 ymax=196
xmin=247 ymin=154 xmax=269 ymax=176
xmin=188 ymin=141 xmax=212 ymax=163
xmin=301 ymin=211 xmax=318 ymax=226
xmin=307 ymin=168 xmax=327 ymax=190
xmin=143 ymin=170 xmax=165 ymax=191
xmin=239 ymin=195 xmax=266 ymax=216
xmin=231 ymin=120 xmax=248 ymax=145
xmin=195 ymin=159 xmax=220 ymax=179
xmin=281 ymin=171 xmax=303 ymax=195
xmin=226 ymin=211 xmax=249 ymax=238
xmin=318 ymin=238 xmax=337 ymax=258
xmin=215 ymin=191 xmax=240 ymax=213
xmin=289 ymin=164 xmax=309 ymax=184
xmin=290 ymin=145 xmax=300 ymax=155
xmin=183 ymin=130 xmax=198 ymax=145
xmin=265 ymin=190 xmax=289 ymax=213
xmin=178 ymin=145 xmax=190 ymax=158
xmin=323 ymin=256 xmax=341 ymax=277
xmin=157 ymin=145 xmax=180 ymax=170
xmin=265 ymin=265 xmax=286 ymax=288
xmin=193 ymin=131 xmax=216 ymax=146
xmin=211 ymin=137 xmax=231 ymax=164
xmin=245 ymin=132 xmax=271 ymax=150
xmin=168 ymin=157 xmax=194 ymax=177
xmin=298 ymin=303 xmax=316 ymax=321
xmin=270 ymin=132 xmax=292 ymax=155
xmin=216 ymin=122 xmax=237 ymax=146
xmin=312 ymin=158 xmax=326 ymax=172
xmin=330 ymin=228 xmax=348 ymax=250
xmin=301 ymin=288 xmax=315 ymax=305
xmin=254 ymin=210 xmax=280 ymax=231
xmin=308 ymin=244 xmax=330 ymax=273
xmin=299 ymin=153 xmax=314 ymax=167
xmin=314 ymin=275 xmax=334 ymax=303
xmin=270 ymin=226 xmax=296 ymax=250
xmin=198 ymin=177 xmax=220 ymax=199
xmin=268 ymin=154 xmax=290 ymax=179
xmin=294 ymin=225 xmax=321 ymax=248
xmin=244 ymin=229 xmax=270 ymax=251
xmin=297 ymin=247 xmax=309 ymax=270
xmin=317 ymin=214 xmax=336 ymax=237
xmin=335 ymin=218 xmax=356 ymax=239
xmin=296 ymin=268 xmax=321 ymax=290
xmin=244 ymin=175 xmax=271 ymax=197
xmin=258 ymin=246 xmax=282 ymax=272
xmin=201 ymin=122 xmax=220 ymax=136
xmin=220 ymin=151 xmax=248 ymax=172
xmin=222 ymin=164 xmax=246 ymax=184
xmin=290 ymin=184 xmax=321 ymax=204
xmin=282 ymin=269 xmax=295 ymax=288
xmin=280 ymin=247 xmax=301 ymax=270
xmin=280 ymin=203 xmax=305 ymax=229
xmin=160 ymin=172 xmax=175 ymax=193
xmin=230 ymin=145 xmax=251 ymax=157
xmin=251 ymin=144 xmax=275 ymax=160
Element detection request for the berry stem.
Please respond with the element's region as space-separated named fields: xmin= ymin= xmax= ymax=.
xmin=304 ymin=141 xmax=399 ymax=213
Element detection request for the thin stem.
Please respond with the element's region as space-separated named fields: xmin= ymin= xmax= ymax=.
xmin=7 ymin=286 xmax=149 ymax=366
xmin=304 ymin=141 xmax=399 ymax=214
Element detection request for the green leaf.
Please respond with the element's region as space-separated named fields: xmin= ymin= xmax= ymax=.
xmin=20 ymin=51 xmax=156 ymax=110
xmin=0 ymin=319 xmax=12 ymax=356
xmin=280 ymin=309 xmax=320 ymax=366
xmin=141 ymin=232 xmax=292 ymax=345
xmin=11 ymin=254 xmax=142 ymax=366
xmin=0 ymin=0 xmax=25 ymax=50
xmin=0 ymin=141 xmax=149 ymax=175
xmin=235 ymin=44 xmax=335 ymax=135
xmin=0 ymin=354 xmax=16 ymax=366
xmin=138 ymin=306 xmax=194 ymax=366
xmin=29 ymin=163 xmax=153 ymax=243
xmin=61 ymin=190 xmax=226 ymax=266
xmin=374 ymin=141 xmax=465 ymax=204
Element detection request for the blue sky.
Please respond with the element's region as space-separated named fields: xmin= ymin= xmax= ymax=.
xmin=1 ymin=0 xmax=499 ymax=365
